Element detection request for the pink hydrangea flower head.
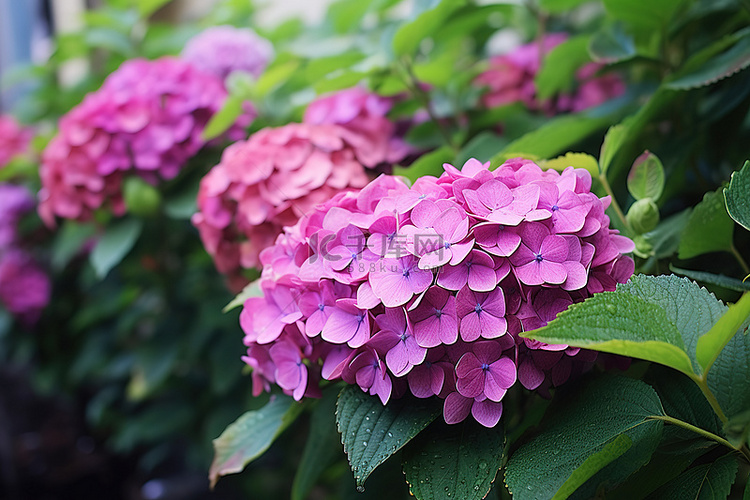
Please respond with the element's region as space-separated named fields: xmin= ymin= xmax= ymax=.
xmin=39 ymin=57 xmax=250 ymax=225
xmin=182 ymin=25 xmax=273 ymax=80
xmin=476 ymin=33 xmax=625 ymax=114
xmin=239 ymin=156 xmax=634 ymax=427
xmin=0 ymin=249 xmax=51 ymax=327
xmin=0 ymin=115 xmax=32 ymax=167
xmin=193 ymin=122 xmax=370 ymax=274
xmin=304 ymin=86 xmax=413 ymax=170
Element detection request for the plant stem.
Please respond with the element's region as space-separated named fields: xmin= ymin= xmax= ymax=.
xmin=649 ymin=415 xmax=750 ymax=463
xmin=730 ymin=244 xmax=750 ymax=275
xmin=598 ymin=173 xmax=631 ymax=232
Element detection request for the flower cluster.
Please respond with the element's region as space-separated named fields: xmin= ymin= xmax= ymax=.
xmin=239 ymin=158 xmax=634 ymax=427
xmin=475 ymin=33 xmax=625 ymax=114
xmin=38 ymin=57 xmax=252 ymax=225
xmin=303 ymin=87 xmax=413 ymax=171
xmin=192 ymin=122 xmax=371 ymax=275
xmin=0 ymin=184 xmax=50 ymax=325
xmin=182 ymin=25 xmax=274 ymax=81
xmin=0 ymin=115 xmax=32 ymax=168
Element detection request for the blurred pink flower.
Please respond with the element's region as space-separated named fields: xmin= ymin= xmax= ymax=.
xmin=182 ymin=25 xmax=273 ymax=80
xmin=0 ymin=115 xmax=32 ymax=167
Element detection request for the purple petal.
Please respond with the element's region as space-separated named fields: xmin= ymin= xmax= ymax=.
xmin=443 ymin=392 xmax=473 ymax=424
xmin=471 ymin=399 xmax=503 ymax=428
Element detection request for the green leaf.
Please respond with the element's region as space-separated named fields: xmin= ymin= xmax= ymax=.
xmin=670 ymin=266 xmax=750 ymax=293
xmin=536 ymin=35 xmax=592 ymax=100
xmin=304 ymin=52 xmax=366 ymax=81
xmin=394 ymin=145 xmax=454 ymax=182
xmin=504 ymin=376 xmax=664 ymax=500
xmin=589 ymin=23 xmax=637 ymax=64
xmin=314 ymin=70 xmax=367 ymax=94
xmin=202 ymin=94 xmax=244 ymax=141
xmin=696 ymin=292 xmax=750 ymax=374
xmin=640 ymin=209 xmax=691 ymax=259
xmin=678 ymin=188 xmax=735 ymax=260
xmin=627 ymin=151 xmax=665 ymax=201
xmin=626 ymin=198 xmax=660 ymax=235
xmin=163 ymin=182 xmax=199 ymax=219
xmin=668 ymin=33 xmax=750 ymax=90
xmin=392 ymin=0 xmax=467 ymax=56
xmin=540 ymin=0 xmax=591 ymax=13
xmin=327 ymin=0 xmax=374 ymax=33
xmin=403 ymin=420 xmax=505 ymax=500
xmin=707 ymin=318 xmax=750 ymax=418
xmin=650 ymin=454 xmax=738 ymax=499
xmin=51 ymin=221 xmax=97 ymax=271
xmin=618 ymin=275 xmax=727 ymax=376
xmin=336 ymin=386 xmax=440 ymax=489
xmin=724 ymin=160 xmax=750 ymax=231
xmin=493 ymin=113 xmax=612 ymax=165
xmin=254 ymin=59 xmax=301 ymax=98
xmin=602 ymin=0 xmax=685 ymax=31
xmin=90 ymin=217 xmax=143 ymax=279
xmin=223 ymin=280 xmax=262 ymax=313
xmin=538 ymin=152 xmax=600 ymax=178
xmin=135 ymin=0 xmax=171 ymax=17
xmin=209 ymin=396 xmax=303 ymax=488
xmin=599 ymin=124 xmax=629 ymax=175
xmin=525 ymin=275 xmax=728 ymax=378
xmin=292 ymin=387 xmax=343 ymax=500
xmin=554 ymin=434 xmax=633 ymax=500
xmin=456 ymin=132 xmax=508 ymax=165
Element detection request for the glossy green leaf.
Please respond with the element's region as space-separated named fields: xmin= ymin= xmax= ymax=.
xmin=539 ymin=152 xmax=599 ymax=177
xmin=650 ymin=454 xmax=738 ymax=499
xmin=394 ymin=145 xmax=454 ymax=182
xmin=254 ymin=60 xmax=301 ymax=98
xmin=403 ymin=420 xmax=505 ymax=500
xmin=202 ymin=94 xmax=244 ymax=141
xmin=706 ymin=318 xmax=750 ymax=418
xmin=678 ymin=188 xmax=735 ymax=260
xmin=327 ymin=0 xmax=374 ymax=33
xmin=536 ymin=35 xmax=591 ymax=100
xmin=670 ymin=266 xmax=750 ymax=292
xmin=223 ymin=280 xmax=262 ymax=313
xmin=314 ymin=70 xmax=367 ymax=94
xmin=618 ymin=274 xmax=727 ymax=375
xmin=599 ymin=124 xmax=629 ymax=175
xmin=392 ymin=0 xmax=467 ymax=56
xmin=589 ymin=23 xmax=637 ymax=64
xmin=627 ymin=151 xmax=665 ymax=201
xmin=504 ymin=376 xmax=664 ymax=500
xmin=526 ymin=275 xmax=728 ymax=378
xmin=640 ymin=209 xmax=691 ymax=259
xmin=292 ymin=387 xmax=342 ymax=500
xmin=90 ymin=217 xmax=143 ymax=279
xmin=209 ymin=396 xmax=303 ymax=488
xmin=603 ymin=0 xmax=685 ymax=31
xmin=493 ymin=113 xmax=612 ymax=164
xmin=696 ymin=292 xmax=750 ymax=373
xmin=336 ymin=386 xmax=440 ymax=489
xmin=724 ymin=160 xmax=750 ymax=231
xmin=668 ymin=33 xmax=750 ymax=90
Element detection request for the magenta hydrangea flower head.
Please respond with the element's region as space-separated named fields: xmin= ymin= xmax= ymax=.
xmin=192 ymin=122 xmax=371 ymax=274
xmin=238 ymin=157 xmax=634 ymax=427
xmin=0 ymin=184 xmax=50 ymax=326
xmin=38 ymin=57 xmax=251 ymax=225
xmin=475 ymin=33 xmax=625 ymax=114
xmin=182 ymin=25 xmax=273 ymax=81
xmin=0 ymin=115 xmax=32 ymax=168
xmin=303 ymin=86 xmax=413 ymax=170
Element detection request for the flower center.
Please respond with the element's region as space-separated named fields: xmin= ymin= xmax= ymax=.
xmin=318 ymin=303 xmax=325 ymax=311
xmin=356 ymin=314 xmax=365 ymax=323
xmin=474 ymin=303 xmax=483 ymax=314
xmin=481 ymin=363 xmax=490 ymax=371
xmin=402 ymin=268 xmax=411 ymax=278
xmin=434 ymin=308 xmax=443 ymax=318
xmin=351 ymin=251 xmax=358 ymax=260
xmin=400 ymin=332 xmax=409 ymax=341
xmin=535 ymin=253 xmax=544 ymax=262
xmin=466 ymin=261 xmax=473 ymax=268
xmin=551 ymin=204 xmax=559 ymax=211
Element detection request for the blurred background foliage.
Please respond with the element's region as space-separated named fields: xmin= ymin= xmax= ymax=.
xmin=1 ymin=0 xmax=750 ymax=498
